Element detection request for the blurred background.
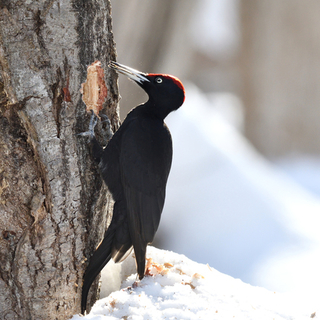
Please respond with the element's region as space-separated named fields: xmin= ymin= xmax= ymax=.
xmin=109 ymin=0 xmax=320 ymax=295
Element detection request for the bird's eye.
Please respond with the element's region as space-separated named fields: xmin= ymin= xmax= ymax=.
xmin=155 ymin=77 xmax=163 ymax=84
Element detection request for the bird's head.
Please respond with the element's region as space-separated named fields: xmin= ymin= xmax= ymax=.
xmin=109 ymin=61 xmax=185 ymax=119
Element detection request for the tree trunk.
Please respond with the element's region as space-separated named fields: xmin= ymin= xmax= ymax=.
xmin=0 ymin=1 xmax=119 ymax=319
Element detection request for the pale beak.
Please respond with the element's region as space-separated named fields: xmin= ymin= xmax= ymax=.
xmin=108 ymin=61 xmax=150 ymax=84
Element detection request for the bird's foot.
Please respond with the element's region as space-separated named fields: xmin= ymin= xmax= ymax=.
xmin=101 ymin=114 xmax=114 ymax=141
xmin=78 ymin=110 xmax=98 ymax=139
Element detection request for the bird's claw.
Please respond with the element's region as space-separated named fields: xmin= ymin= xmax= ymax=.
xmin=101 ymin=114 xmax=111 ymax=124
xmin=78 ymin=110 xmax=98 ymax=138
xmin=101 ymin=114 xmax=114 ymax=141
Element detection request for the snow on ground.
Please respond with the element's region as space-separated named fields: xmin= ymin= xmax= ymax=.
xmin=72 ymin=247 xmax=317 ymax=320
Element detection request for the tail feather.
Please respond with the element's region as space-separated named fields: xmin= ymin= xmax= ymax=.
xmin=132 ymin=240 xmax=147 ymax=280
xmin=81 ymin=229 xmax=115 ymax=314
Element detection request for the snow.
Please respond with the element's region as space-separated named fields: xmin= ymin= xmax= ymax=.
xmin=72 ymin=247 xmax=317 ymax=319
xmin=72 ymin=84 xmax=320 ymax=319
xmin=275 ymin=157 xmax=320 ymax=198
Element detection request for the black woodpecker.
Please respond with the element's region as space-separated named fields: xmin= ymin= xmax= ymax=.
xmin=81 ymin=61 xmax=185 ymax=314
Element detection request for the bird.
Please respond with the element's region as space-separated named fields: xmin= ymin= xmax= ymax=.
xmin=81 ymin=61 xmax=185 ymax=314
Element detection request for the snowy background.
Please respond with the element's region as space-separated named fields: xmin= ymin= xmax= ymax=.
xmin=111 ymin=0 xmax=320 ymax=296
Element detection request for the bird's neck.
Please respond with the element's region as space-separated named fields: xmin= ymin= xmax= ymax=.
xmin=138 ymin=99 xmax=171 ymax=120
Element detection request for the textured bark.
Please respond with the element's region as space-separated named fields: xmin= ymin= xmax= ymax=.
xmin=0 ymin=1 xmax=119 ymax=319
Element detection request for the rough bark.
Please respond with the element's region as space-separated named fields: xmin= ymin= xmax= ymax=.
xmin=0 ymin=1 xmax=119 ymax=319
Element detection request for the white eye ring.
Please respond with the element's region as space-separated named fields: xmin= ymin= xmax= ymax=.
xmin=155 ymin=77 xmax=163 ymax=84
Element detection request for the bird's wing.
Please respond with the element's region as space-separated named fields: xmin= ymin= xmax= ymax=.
xmin=120 ymin=119 xmax=172 ymax=245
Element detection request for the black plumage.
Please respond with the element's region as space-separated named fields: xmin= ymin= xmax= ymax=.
xmin=81 ymin=62 xmax=185 ymax=314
